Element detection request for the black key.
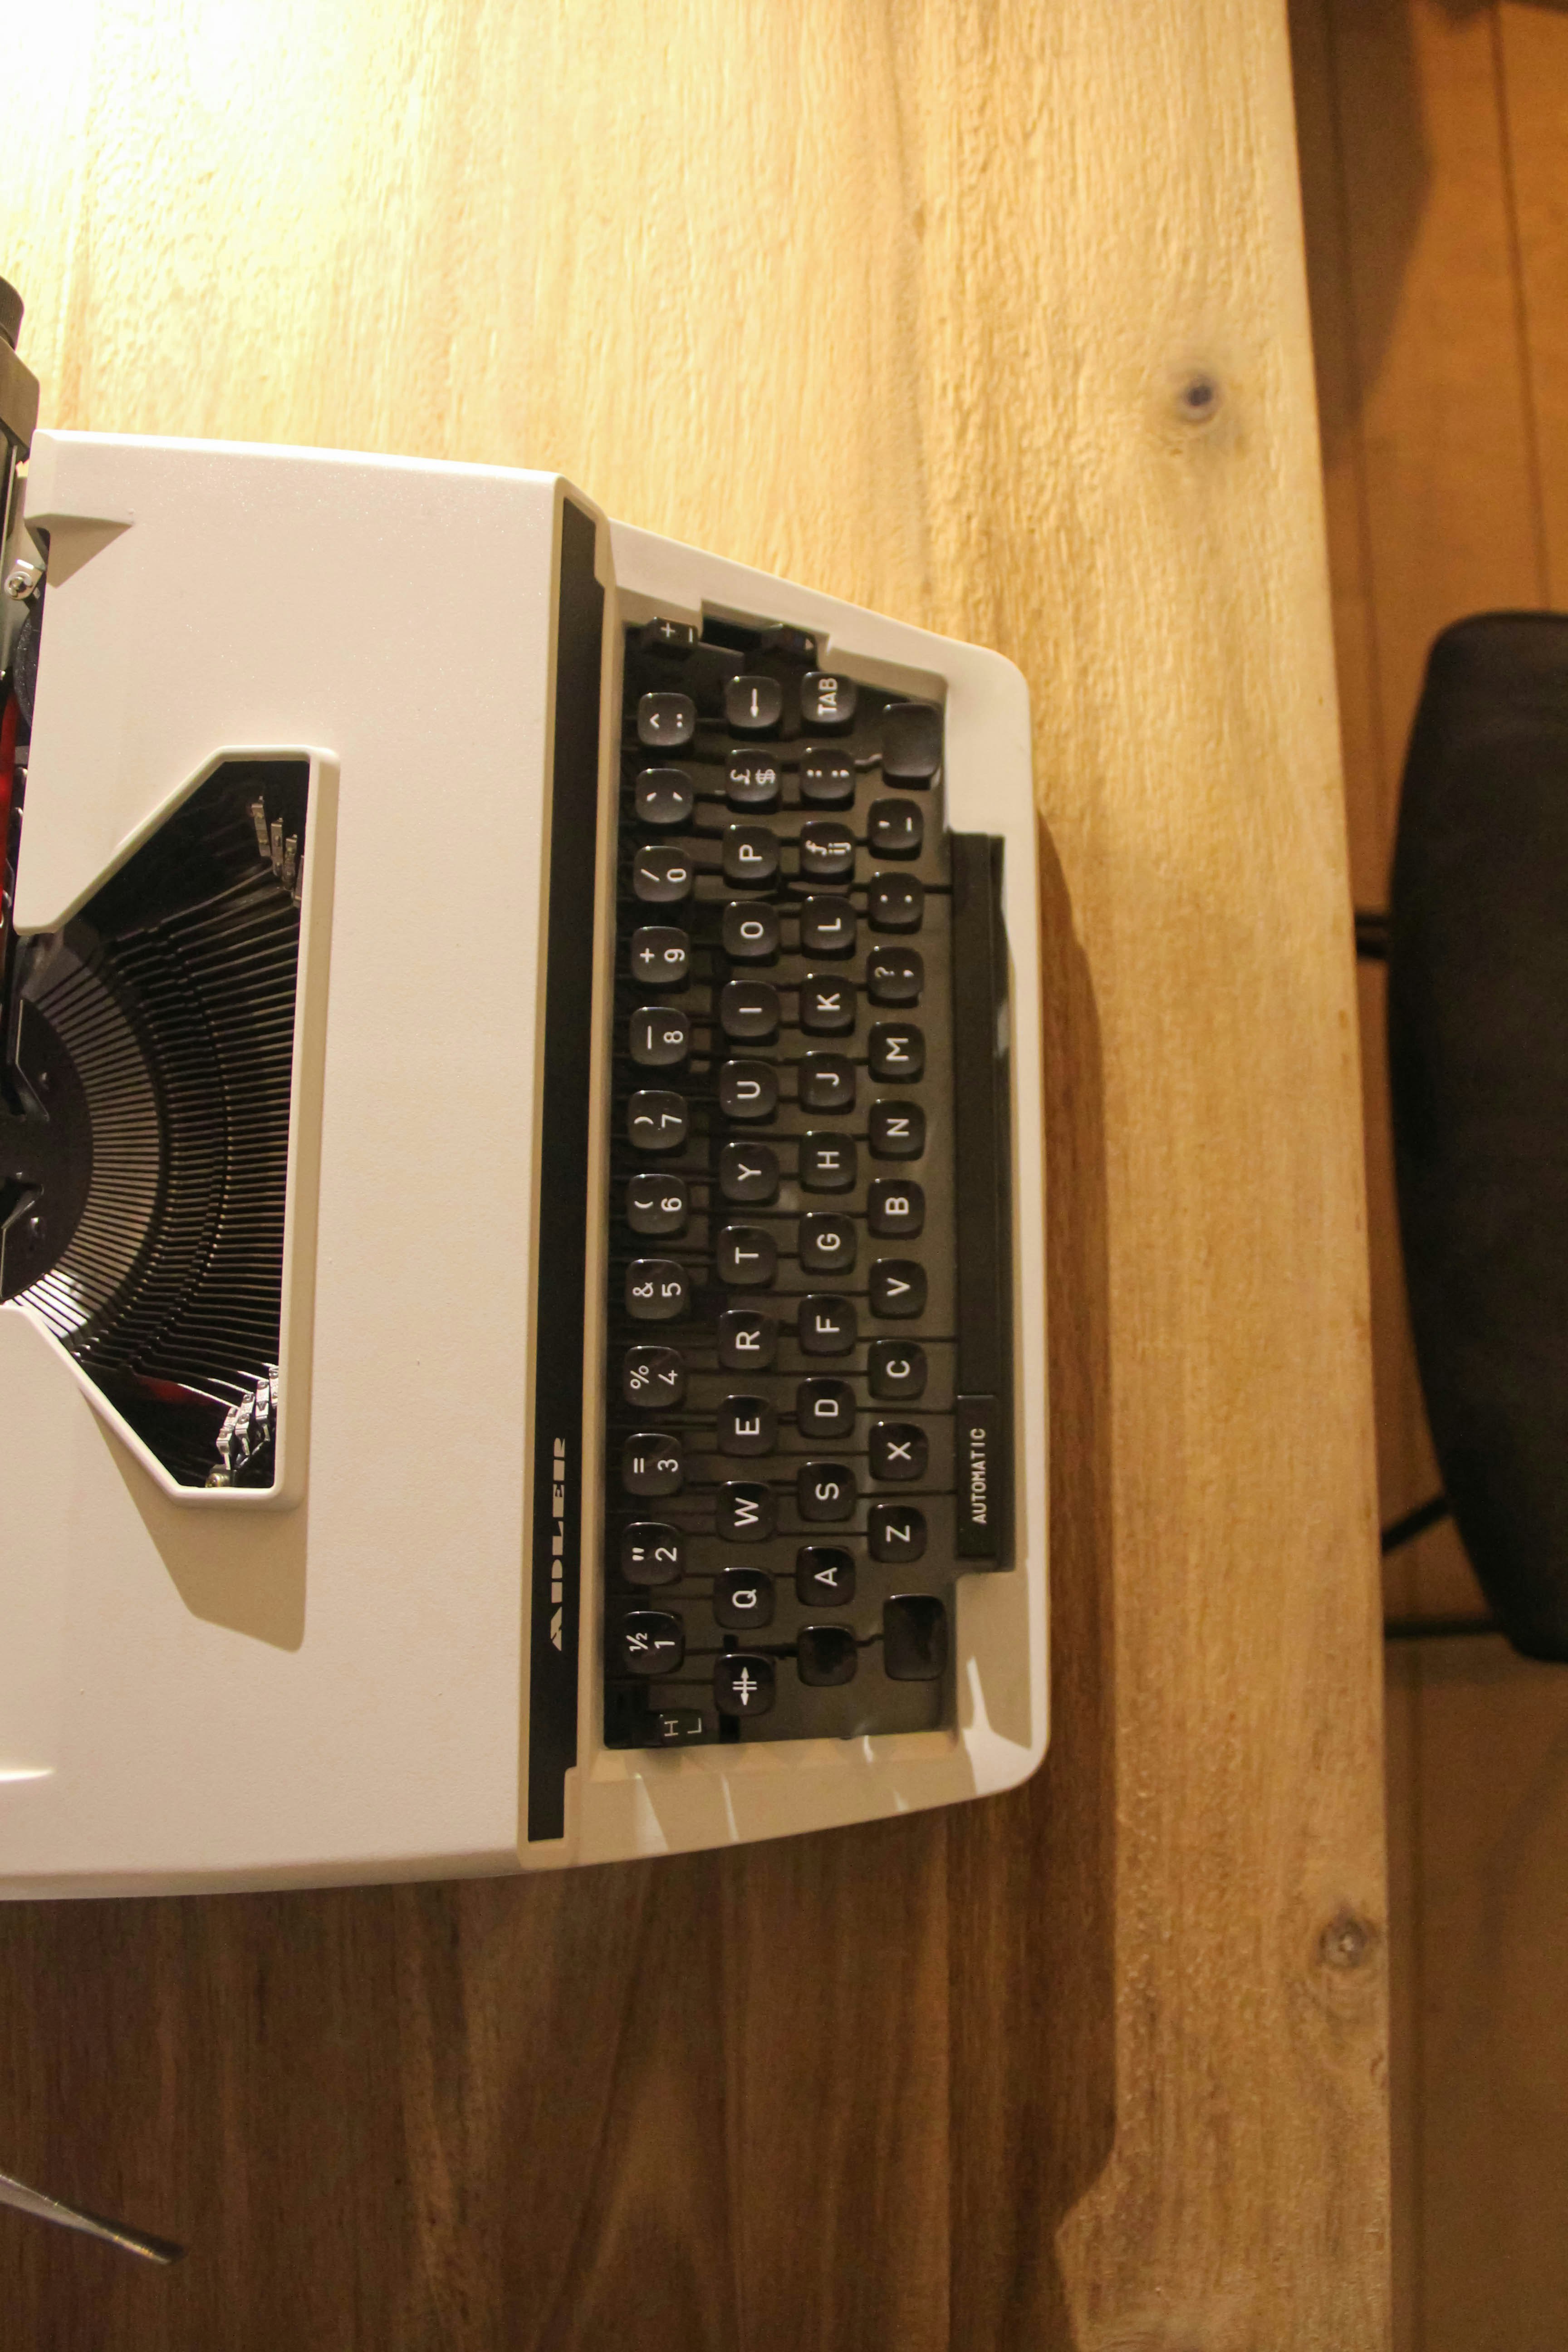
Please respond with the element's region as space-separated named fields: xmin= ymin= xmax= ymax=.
xmin=867 ymin=797 xmax=923 ymax=857
xmin=626 ymin=1172 xmax=689 ymax=1236
xmin=798 ymin=1294 xmax=858 ymax=1355
xmin=635 ymin=766 xmax=696 ymax=826
xmin=717 ymin=1482 xmax=777 ymax=1540
xmin=870 ymin=1421 xmax=927 ymax=1480
xmin=631 ymin=925 xmax=691 ymax=988
xmin=627 ymin=1089 xmax=688 ymax=1152
xmin=797 ymin=1624 xmax=858 ymax=1687
xmin=626 ymin=1258 xmax=691 ymax=1320
xmin=868 ymin=1179 xmax=924 ymax=1238
xmin=869 ymin=1022 xmax=923 ymax=1082
xmin=796 ymin=1546 xmax=856 ymax=1607
xmin=717 ymin=1225 xmax=778 ymax=1286
xmin=622 ymin=1432 xmax=683 ymax=1496
xmin=799 ymin=1134 xmax=857 ymax=1192
xmin=880 ymin=702 xmax=941 ymax=781
xmin=726 ymin=749 xmax=782 ymax=809
xmin=715 ymin=1652 xmax=775 ymax=1717
xmin=868 ymin=1339 xmax=927 ymax=1399
xmin=617 ymin=1609 xmax=686 ymax=1675
xmin=800 ymin=671 xmax=857 ymax=730
xmin=800 ymin=895 xmax=856 ymax=956
xmin=720 ymin=980 xmax=780 ymax=1042
xmin=883 ymin=1593 xmax=947 ymax=1679
xmin=799 ymin=819 xmax=856 ymax=881
xmin=799 ymin=974 xmax=855 ymax=1035
xmin=637 ymin=691 xmax=696 ymax=751
xmin=869 ymin=1100 xmax=925 ymax=1159
xmin=723 ymin=824 xmax=780 ymax=886
xmin=715 ymin=1568 xmax=774 ymax=1631
xmin=719 ymin=1141 xmax=779 ymax=1203
xmin=758 ymin=623 xmax=817 ymax=662
xmin=799 ymin=1213 xmax=856 ymax=1275
xmin=647 ymin=1709 xmax=708 ymax=1745
xmin=723 ymin=901 xmax=781 ymax=960
xmin=798 ymin=1462 xmax=855 ymax=1521
xmin=725 ymin=674 xmax=784 ymax=734
xmin=630 ymin=1005 xmax=692 ymax=1067
xmin=632 ymin=843 xmax=695 ymax=905
xmin=640 ymin=617 xmax=699 ymax=657
xmin=797 ymin=1378 xmax=856 ymax=1439
xmin=868 ymin=874 xmax=924 ymax=932
xmin=867 ymin=946 xmax=923 ymax=1005
xmin=717 ymin=1395 xmax=777 ymax=1456
xmin=800 ymin=748 xmax=855 ymax=806
xmin=621 ymin=1520 xmax=683 ymax=1585
xmin=799 ymin=1053 xmax=855 ymax=1113
xmin=719 ymin=1060 xmax=778 ymax=1121
xmin=871 ymin=1259 xmax=926 ymax=1318
xmin=868 ymin=1504 xmax=927 ymax=1563
xmin=622 ymin=1345 xmax=686 ymax=1409
xmin=718 ymin=1308 xmax=778 ymax=1370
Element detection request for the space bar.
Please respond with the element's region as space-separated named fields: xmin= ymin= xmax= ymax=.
xmin=949 ymin=834 xmax=1012 ymax=1564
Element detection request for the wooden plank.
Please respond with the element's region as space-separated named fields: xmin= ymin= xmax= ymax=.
xmin=1500 ymin=1 xmax=1568 ymax=603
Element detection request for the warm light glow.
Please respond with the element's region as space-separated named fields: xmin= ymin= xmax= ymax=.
xmin=0 ymin=1767 xmax=54 ymax=1784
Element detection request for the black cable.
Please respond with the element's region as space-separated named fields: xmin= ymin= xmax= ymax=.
xmin=1381 ymin=1493 xmax=1451 ymax=1554
xmin=1384 ymin=1614 xmax=1502 ymax=1641
xmin=1355 ymin=907 xmax=1389 ymax=961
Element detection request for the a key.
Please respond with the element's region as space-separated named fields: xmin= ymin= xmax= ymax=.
xmin=867 ymin=797 xmax=923 ymax=857
xmin=725 ymin=675 xmax=784 ymax=734
xmin=800 ymin=671 xmax=857 ymax=730
xmin=717 ymin=1395 xmax=777 ymax=1455
xmin=626 ymin=1173 xmax=689 ymax=1236
xmin=880 ymin=702 xmax=941 ymax=781
xmin=867 ymin=1503 xmax=926 ymax=1563
xmin=867 ymin=1339 xmax=927 ymax=1399
xmin=868 ymin=1023 xmax=923 ymax=1082
xmin=718 ymin=1061 xmax=779 ymax=1121
xmin=633 ymin=843 xmax=694 ymax=904
xmin=625 ymin=1258 xmax=691 ymax=1320
xmin=799 ymin=1054 xmax=855 ymax=1113
xmin=616 ymin=1609 xmax=686 ymax=1676
xmin=799 ymin=974 xmax=855 ymax=1035
xmin=723 ymin=902 xmax=781 ymax=960
xmin=797 ymin=1624 xmax=858 ymax=1687
xmin=799 ymin=749 xmax=855 ymax=805
xmin=869 ymin=1101 xmax=925 ymax=1160
xmin=798 ymin=1294 xmax=858 ymax=1355
xmin=867 ymin=945 xmax=922 ymax=1005
xmin=627 ymin=1090 xmax=689 ymax=1152
xmin=867 ymin=1179 xmax=924 ymax=1238
xmin=882 ymin=1593 xmax=947 ymax=1678
xmin=869 ymin=1421 xmax=927 ymax=1480
xmin=797 ymin=1378 xmax=856 ymax=1438
xmin=714 ymin=1653 xmax=776 ymax=1717
xmin=622 ymin=1432 xmax=683 ymax=1496
xmin=719 ymin=1142 xmax=779 ymax=1203
xmin=726 ymin=749 xmax=782 ymax=809
xmin=800 ymin=896 xmax=856 ymax=956
xmin=868 ymin=875 xmax=923 ymax=932
xmin=715 ymin=1568 xmax=775 ymax=1630
xmin=870 ymin=1259 xmax=926 ymax=1318
xmin=622 ymin=1345 xmax=686 ymax=1408
xmin=720 ymin=981 xmax=780 ymax=1042
xmin=631 ymin=926 xmax=691 ymax=987
xmin=621 ymin=1521 xmax=684 ymax=1585
xmin=723 ymin=824 xmax=780 ymax=885
xmin=799 ymin=1213 xmax=856 ymax=1274
xmin=717 ymin=1308 xmax=778 ymax=1370
xmin=799 ymin=819 xmax=855 ymax=881
xmin=716 ymin=1482 xmax=778 ymax=1540
xmin=636 ymin=767 xmax=696 ymax=826
xmin=637 ymin=691 xmax=696 ymax=750
xmin=799 ymin=1134 xmax=857 ymax=1191
xmin=796 ymin=1545 xmax=856 ymax=1606
xmin=797 ymin=1462 xmax=855 ymax=1521
xmin=717 ymin=1225 xmax=778 ymax=1286
xmin=630 ymin=1005 xmax=692 ymax=1067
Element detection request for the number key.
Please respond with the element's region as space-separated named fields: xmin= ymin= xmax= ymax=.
xmin=630 ymin=1006 xmax=691 ymax=1067
xmin=626 ymin=1258 xmax=690 ymax=1320
xmin=631 ymin=926 xmax=690 ymax=987
xmin=626 ymin=1173 xmax=689 ymax=1236
xmin=622 ymin=1345 xmax=686 ymax=1408
xmin=627 ymin=1090 xmax=688 ymax=1152
xmin=633 ymin=843 xmax=693 ymax=904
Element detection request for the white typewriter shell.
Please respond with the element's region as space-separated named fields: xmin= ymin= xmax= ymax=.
xmin=0 ymin=431 xmax=1047 ymax=1895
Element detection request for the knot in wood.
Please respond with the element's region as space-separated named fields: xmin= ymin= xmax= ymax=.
xmin=1174 ymin=370 xmax=1222 ymax=425
xmin=1319 ymin=1906 xmax=1375 ymax=1971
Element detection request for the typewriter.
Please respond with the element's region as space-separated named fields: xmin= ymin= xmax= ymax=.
xmin=0 ymin=282 xmax=1048 ymax=1893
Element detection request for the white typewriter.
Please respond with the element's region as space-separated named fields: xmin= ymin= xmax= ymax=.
xmin=0 ymin=282 xmax=1048 ymax=1894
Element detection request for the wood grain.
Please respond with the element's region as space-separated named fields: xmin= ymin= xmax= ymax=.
xmin=0 ymin=4 xmax=1387 ymax=2344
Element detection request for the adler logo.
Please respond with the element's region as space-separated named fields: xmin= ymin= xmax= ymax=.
xmin=549 ymin=1436 xmax=569 ymax=1646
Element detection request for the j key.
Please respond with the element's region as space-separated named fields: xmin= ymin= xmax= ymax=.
xmin=621 ymin=1521 xmax=684 ymax=1585
xmin=799 ymin=1054 xmax=855 ymax=1113
xmin=630 ymin=1005 xmax=691 ymax=1067
xmin=799 ymin=1134 xmax=857 ymax=1192
xmin=626 ymin=1258 xmax=691 ymax=1320
xmin=721 ymin=980 xmax=780 ymax=1042
xmin=799 ymin=1213 xmax=856 ymax=1275
xmin=719 ymin=1060 xmax=779 ymax=1121
xmin=797 ymin=1624 xmax=858 ymax=1687
xmin=799 ymin=974 xmax=855 ymax=1035
xmin=797 ymin=1545 xmax=856 ymax=1606
xmin=719 ymin=1141 xmax=779 ymax=1203
xmin=867 ymin=798 xmax=923 ymax=857
xmin=633 ymin=844 xmax=694 ymax=905
xmin=800 ymin=749 xmax=855 ymax=806
xmin=715 ymin=1652 xmax=776 ymax=1717
xmin=717 ymin=1225 xmax=778 ymax=1286
xmin=622 ymin=1432 xmax=683 ymax=1496
xmin=627 ymin=1090 xmax=688 ymax=1152
xmin=869 ymin=1022 xmax=923 ymax=1082
xmin=883 ymin=1592 xmax=948 ymax=1679
xmin=868 ymin=1503 xmax=927 ymax=1563
xmin=723 ymin=824 xmax=780 ymax=885
xmin=800 ymin=671 xmax=857 ymax=730
xmin=717 ymin=1482 xmax=778 ymax=1541
xmin=798 ymin=1462 xmax=856 ymax=1521
xmin=868 ymin=875 xmax=924 ymax=932
xmin=622 ymin=1345 xmax=686 ymax=1408
xmin=715 ymin=1569 xmax=774 ymax=1631
xmin=800 ymin=896 xmax=856 ymax=956
xmin=637 ymin=691 xmax=697 ymax=751
xmin=725 ymin=674 xmax=784 ymax=734
xmin=798 ymin=1294 xmax=858 ymax=1356
xmin=723 ymin=902 xmax=781 ymax=960
xmin=631 ymin=926 xmax=691 ymax=987
xmin=870 ymin=1421 xmax=928 ymax=1480
xmin=867 ymin=946 xmax=923 ymax=1005
xmin=626 ymin=1173 xmax=689 ymax=1237
xmin=617 ymin=1610 xmax=686 ymax=1676
xmin=797 ymin=1378 xmax=856 ymax=1438
xmin=726 ymin=749 xmax=782 ymax=809
xmin=717 ymin=1395 xmax=777 ymax=1456
xmin=718 ymin=1308 xmax=779 ymax=1369
xmin=799 ymin=819 xmax=855 ymax=881
xmin=880 ymin=702 xmax=942 ymax=781
xmin=640 ymin=617 xmax=699 ymax=657
xmin=871 ymin=1259 xmax=926 ymax=1318
xmin=868 ymin=1179 xmax=924 ymax=1238
xmin=868 ymin=1339 xmax=927 ymax=1399
xmin=636 ymin=767 xmax=696 ymax=826
xmin=869 ymin=1100 xmax=925 ymax=1159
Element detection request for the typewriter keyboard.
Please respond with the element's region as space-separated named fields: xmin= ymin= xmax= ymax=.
xmin=602 ymin=614 xmax=1012 ymax=1749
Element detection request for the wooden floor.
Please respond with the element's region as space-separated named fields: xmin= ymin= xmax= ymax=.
xmin=1292 ymin=1 xmax=1568 ymax=2342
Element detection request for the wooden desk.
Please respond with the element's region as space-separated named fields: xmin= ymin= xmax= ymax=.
xmin=0 ymin=4 xmax=1389 ymax=2343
